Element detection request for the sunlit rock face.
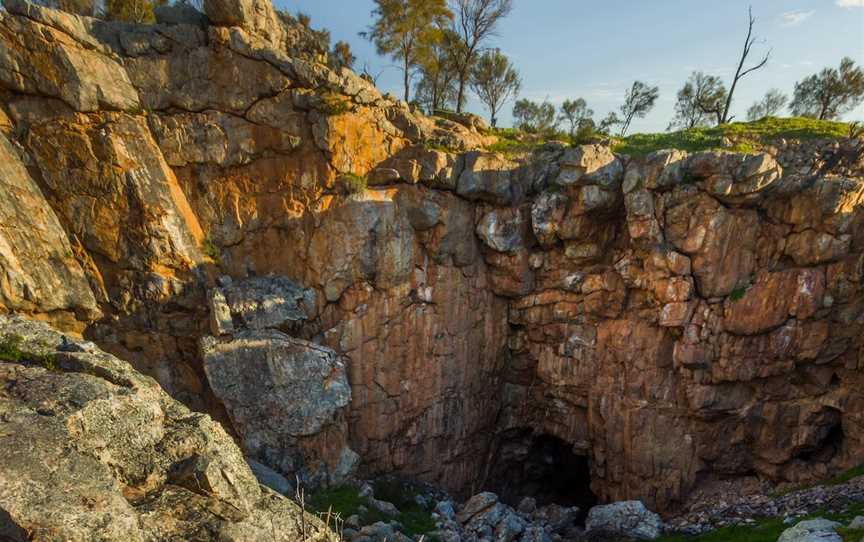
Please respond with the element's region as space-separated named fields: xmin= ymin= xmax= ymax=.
xmin=1 ymin=0 xmax=863 ymax=516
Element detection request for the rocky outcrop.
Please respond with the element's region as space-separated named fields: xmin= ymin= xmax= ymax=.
xmin=202 ymin=275 xmax=356 ymax=487
xmin=0 ymin=314 xmax=337 ymax=541
xmin=585 ymin=501 xmax=663 ymax=540
xmin=1 ymin=0 xmax=863 ymax=522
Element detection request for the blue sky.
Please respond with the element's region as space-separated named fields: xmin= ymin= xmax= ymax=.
xmin=279 ymin=0 xmax=864 ymax=133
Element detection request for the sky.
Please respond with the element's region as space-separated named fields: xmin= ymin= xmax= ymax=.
xmin=278 ymin=0 xmax=864 ymax=133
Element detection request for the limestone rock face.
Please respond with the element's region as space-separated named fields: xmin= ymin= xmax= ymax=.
xmin=0 ymin=315 xmax=337 ymax=541
xmin=1 ymin=0 xmax=864 ymax=522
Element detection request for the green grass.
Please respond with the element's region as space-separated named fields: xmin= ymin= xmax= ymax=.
xmin=612 ymin=116 xmax=852 ymax=157
xmin=308 ymin=482 xmax=438 ymax=539
xmin=339 ymin=173 xmax=367 ymax=195
xmin=0 ymin=334 xmax=58 ymax=371
xmin=318 ymin=92 xmax=352 ymax=116
xmin=658 ymin=501 xmax=864 ymax=542
xmin=486 ymin=127 xmax=567 ymax=157
xmin=201 ymin=237 xmax=221 ymax=263
xmin=828 ymin=463 xmax=864 ymax=486
xmin=729 ymin=285 xmax=749 ymax=302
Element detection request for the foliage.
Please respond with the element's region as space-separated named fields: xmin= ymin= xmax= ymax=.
xmin=512 ymin=98 xmax=557 ymax=134
xmin=309 ymin=483 xmax=438 ymax=539
xmin=103 ymin=0 xmax=166 ymax=23
xmin=791 ymin=57 xmax=864 ymax=120
xmin=469 ymin=48 xmax=521 ymax=127
xmin=449 ymin=0 xmax=514 ymax=112
xmin=362 ymin=0 xmax=453 ymax=103
xmin=728 ymin=285 xmax=748 ymax=302
xmin=619 ymin=81 xmax=660 ymax=136
xmin=201 ymin=237 xmax=220 ymax=263
xmin=598 ymin=112 xmax=621 ymax=135
xmin=297 ymin=12 xmax=311 ymax=27
xmin=414 ymin=29 xmax=462 ymax=113
xmin=329 ymin=41 xmax=356 ymax=71
xmin=747 ymin=89 xmax=788 ymax=121
xmin=826 ymin=463 xmax=864 ymax=486
xmin=319 ymin=93 xmax=352 ymax=116
xmin=558 ymin=98 xmax=594 ymax=137
xmin=0 ymin=334 xmax=58 ymax=371
xmin=613 ymin=116 xmax=851 ymax=157
xmin=670 ymin=72 xmax=727 ymax=130
xmin=486 ymin=127 xmax=567 ymax=157
xmin=339 ymin=174 xmax=368 ymax=195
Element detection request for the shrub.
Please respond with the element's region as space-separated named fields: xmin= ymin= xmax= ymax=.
xmin=319 ymin=93 xmax=351 ymax=116
xmin=339 ymin=174 xmax=367 ymax=195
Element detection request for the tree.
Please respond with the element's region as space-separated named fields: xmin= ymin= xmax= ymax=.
xmin=450 ymin=0 xmax=513 ymax=112
xmin=103 ymin=0 xmax=166 ymax=22
xmin=414 ymin=28 xmax=461 ymax=113
xmin=618 ymin=81 xmax=659 ymax=136
xmin=720 ymin=6 xmax=771 ymax=123
xmin=512 ymin=99 xmax=557 ymax=134
xmin=669 ymin=72 xmax=727 ymax=130
xmin=598 ymin=112 xmax=621 ymax=135
xmin=558 ymin=98 xmax=594 ymax=137
xmin=329 ymin=41 xmax=356 ymax=72
xmin=790 ymin=57 xmax=864 ymax=120
xmin=746 ymin=89 xmax=788 ymax=121
xmin=362 ymin=0 xmax=453 ymax=103
xmin=469 ymin=49 xmax=521 ymax=127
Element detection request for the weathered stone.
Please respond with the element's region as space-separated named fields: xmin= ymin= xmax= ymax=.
xmin=476 ymin=206 xmax=527 ymax=253
xmin=208 ymin=275 xmax=316 ymax=335
xmin=585 ymin=501 xmax=663 ymax=540
xmin=200 ymin=330 xmax=352 ymax=485
xmin=0 ymin=315 xmax=337 ymax=541
xmin=457 ymin=151 xmax=518 ymax=205
xmin=531 ymin=192 xmax=568 ymax=247
xmin=556 ymin=144 xmax=623 ymax=188
xmin=777 ymin=518 xmax=842 ymax=542
xmin=0 ymin=133 xmax=99 ymax=321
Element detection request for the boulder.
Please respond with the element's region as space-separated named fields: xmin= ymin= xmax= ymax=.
xmin=0 ymin=315 xmax=337 ymax=541
xmin=585 ymin=501 xmax=663 ymax=541
xmin=476 ymin=206 xmax=528 ymax=253
xmin=207 ymin=275 xmax=317 ymax=336
xmin=457 ymin=151 xmax=519 ymax=205
xmin=556 ymin=144 xmax=623 ymax=188
xmin=200 ymin=330 xmax=352 ymax=484
xmin=777 ymin=518 xmax=842 ymax=542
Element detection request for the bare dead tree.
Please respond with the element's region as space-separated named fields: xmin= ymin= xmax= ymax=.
xmin=720 ymin=6 xmax=771 ymax=124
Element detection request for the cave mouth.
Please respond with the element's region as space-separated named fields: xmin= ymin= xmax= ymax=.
xmin=485 ymin=431 xmax=598 ymax=522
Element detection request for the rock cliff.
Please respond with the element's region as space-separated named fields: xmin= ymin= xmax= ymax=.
xmin=0 ymin=0 xmax=863 ymax=527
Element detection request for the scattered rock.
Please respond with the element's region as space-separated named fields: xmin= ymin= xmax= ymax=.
xmin=585 ymin=501 xmax=663 ymax=540
xmin=777 ymin=518 xmax=842 ymax=542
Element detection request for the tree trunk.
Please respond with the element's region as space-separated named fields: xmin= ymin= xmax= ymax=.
xmin=456 ymin=70 xmax=468 ymax=113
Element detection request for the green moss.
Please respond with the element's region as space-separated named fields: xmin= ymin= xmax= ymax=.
xmin=729 ymin=285 xmax=749 ymax=302
xmin=339 ymin=173 xmax=367 ymax=195
xmin=0 ymin=334 xmax=58 ymax=371
xmin=658 ymin=501 xmax=864 ymax=542
xmin=827 ymin=463 xmax=864 ymax=486
xmin=613 ymin=117 xmax=852 ymax=157
xmin=308 ymin=482 xmax=438 ymax=539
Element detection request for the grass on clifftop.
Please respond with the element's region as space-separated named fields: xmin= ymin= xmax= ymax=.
xmin=612 ymin=116 xmax=853 ymax=157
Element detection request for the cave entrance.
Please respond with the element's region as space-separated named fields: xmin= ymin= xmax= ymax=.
xmin=485 ymin=431 xmax=597 ymax=521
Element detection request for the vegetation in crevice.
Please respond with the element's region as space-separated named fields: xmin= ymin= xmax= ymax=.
xmin=0 ymin=334 xmax=58 ymax=371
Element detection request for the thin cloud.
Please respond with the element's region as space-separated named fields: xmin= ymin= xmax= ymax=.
xmin=780 ymin=10 xmax=815 ymax=26
xmin=837 ymin=0 xmax=864 ymax=7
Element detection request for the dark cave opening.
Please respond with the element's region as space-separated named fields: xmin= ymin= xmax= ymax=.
xmin=798 ymin=421 xmax=845 ymax=463
xmin=485 ymin=431 xmax=598 ymax=522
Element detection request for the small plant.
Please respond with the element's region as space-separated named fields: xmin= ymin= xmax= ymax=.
xmin=0 ymin=334 xmax=58 ymax=371
xmin=319 ymin=93 xmax=351 ymax=116
xmin=201 ymin=237 xmax=221 ymax=263
xmin=729 ymin=285 xmax=749 ymax=302
xmin=849 ymin=121 xmax=864 ymax=139
xmin=339 ymin=174 xmax=367 ymax=195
